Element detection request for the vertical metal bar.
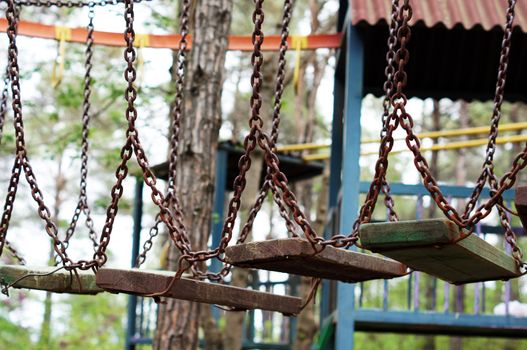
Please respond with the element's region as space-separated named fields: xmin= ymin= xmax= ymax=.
xmin=504 ymin=201 xmax=512 ymax=316
xmin=482 ymin=231 xmax=487 ymax=313
xmin=338 ymin=0 xmax=348 ymax=31
xmin=474 ymin=222 xmax=482 ymax=314
xmin=383 ymin=279 xmax=389 ymax=311
xmin=444 ymin=282 xmax=450 ymax=313
xmin=335 ymin=17 xmax=364 ymax=350
xmin=289 ymin=276 xmax=299 ymax=346
xmin=413 ymin=196 xmax=423 ymax=311
xmin=210 ymin=148 xmax=228 ymax=321
xmin=407 ymin=273 xmax=413 ymax=310
xmin=321 ymin=6 xmax=346 ymax=328
xmin=125 ymin=177 xmax=143 ymax=350
xmin=211 ymin=148 xmax=228 ymax=274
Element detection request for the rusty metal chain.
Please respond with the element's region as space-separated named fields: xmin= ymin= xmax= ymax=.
xmin=379 ymin=0 xmax=401 ymax=223
xmin=238 ymin=0 xmax=297 ymax=243
xmin=1 ymin=0 xmax=150 ymax=8
xmin=135 ymin=0 xmax=191 ymax=268
xmin=191 ymin=0 xmax=315 ymax=282
xmin=95 ymin=0 xmax=194 ymax=273
xmin=0 ymin=29 xmax=26 ymax=267
xmin=205 ymin=0 xmax=324 ymax=277
xmin=58 ymin=6 xmax=99 ymax=265
xmin=354 ymin=0 xmax=525 ymax=269
xmin=0 ymin=0 xmax=78 ymax=269
xmin=463 ymin=0 xmax=517 ymax=220
xmin=346 ymin=0 xmax=406 ymax=245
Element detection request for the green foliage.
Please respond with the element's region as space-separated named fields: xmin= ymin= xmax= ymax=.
xmin=52 ymin=294 xmax=126 ymax=350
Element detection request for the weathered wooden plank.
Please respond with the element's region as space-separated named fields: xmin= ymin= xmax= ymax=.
xmin=359 ymin=219 xmax=521 ymax=284
xmin=0 ymin=265 xmax=102 ymax=294
xmin=515 ymin=186 xmax=527 ymax=231
xmin=225 ymin=238 xmax=407 ymax=283
xmin=96 ymin=268 xmax=302 ymax=315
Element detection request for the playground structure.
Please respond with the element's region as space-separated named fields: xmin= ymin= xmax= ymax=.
xmin=0 ymin=0 xmax=526 ymax=349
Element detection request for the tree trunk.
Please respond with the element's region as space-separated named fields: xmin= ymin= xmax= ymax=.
xmin=154 ymin=0 xmax=232 ymax=349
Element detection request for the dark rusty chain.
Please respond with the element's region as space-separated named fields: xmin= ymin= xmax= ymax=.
xmin=58 ymin=6 xmax=99 ymax=266
xmin=463 ymin=0 xmax=516 ymax=219
xmin=379 ymin=0 xmax=401 ymax=223
xmin=238 ymin=0 xmax=297 ymax=243
xmin=190 ymin=0 xmax=298 ymax=282
xmin=355 ymin=0 xmax=525 ymax=269
xmin=0 ymin=0 xmax=150 ymax=8
xmin=135 ymin=0 xmax=191 ymax=268
xmin=0 ymin=67 xmax=26 ymax=266
xmin=95 ymin=0 xmax=195 ymax=274
xmin=0 ymin=0 xmax=78 ymax=269
xmin=197 ymin=0 xmax=331 ymax=284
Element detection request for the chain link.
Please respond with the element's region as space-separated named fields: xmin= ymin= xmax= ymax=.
xmin=56 ymin=5 xmax=99 ymax=266
xmin=462 ymin=0 xmax=517 ymax=220
xmin=0 ymin=0 xmax=78 ymax=269
xmin=94 ymin=0 xmax=194 ymax=275
xmin=356 ymin=0 xmax=525 ymax=269
xmin=135 ymin=0 xmax=191 ymax=268
xmin=1 ymin=0 xmax=150 ymax=8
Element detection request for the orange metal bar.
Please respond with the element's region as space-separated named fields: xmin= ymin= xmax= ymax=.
xmin=0 ymin=19 xmax=343 ymax=51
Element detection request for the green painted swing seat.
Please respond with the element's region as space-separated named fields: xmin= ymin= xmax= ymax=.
xmin=95 ymin=268 xmax=302 ymax=315
xmin=515 ymin=186 xmax=527 ymax=231
xmin=225 ymin=238 xmax=408 ymax=283
xmin=0 ymin=265 xmax=103 ymax=294
xmin=359 ymin=219 xmax=521 ymax=285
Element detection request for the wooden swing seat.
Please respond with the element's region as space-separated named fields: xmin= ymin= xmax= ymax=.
xmin=95 ymin=268 xmax=302 ymax=315
xmin=224 ymin=238 xmax=408 ymax=283
xmin=515 ymin=186 xmax=527 ymax=231
xmin=359 ymin=219 xmax=521 ymax=285
xmin=0 ymin=265 xmax=102 ymax=294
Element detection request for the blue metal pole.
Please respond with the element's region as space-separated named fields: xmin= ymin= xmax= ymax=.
xmin=335 ymin=17 xmax=364 ymax=350
xmin=125 ymin=178 xmax=144 ymax=350
xmin=210 ymin=148 xmax=228 ymax=320
xmin=321 ymin=0 xmax=348 ymax=331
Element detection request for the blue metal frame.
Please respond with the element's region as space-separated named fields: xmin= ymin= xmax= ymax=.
xmin=334 ymin=15 xmax=365 ymax=350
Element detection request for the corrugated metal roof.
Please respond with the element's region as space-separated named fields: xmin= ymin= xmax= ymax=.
xmin=351 ymin=0 xmax=527 ymax=32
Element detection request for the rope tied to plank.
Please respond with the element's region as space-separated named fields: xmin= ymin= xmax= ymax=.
xmin=52 ymin=25 xmax=71 ymax=88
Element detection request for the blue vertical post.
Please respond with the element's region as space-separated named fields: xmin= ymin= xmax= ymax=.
xmin=210 ymin=147 xmax=228 ymax=320
xmin=320 ymin=0 xmax=348 ymax=329
xmin=125 ymin=177 xmax=143 ymax=350
xmin=335 ymin=17 xmax=364 ymax=350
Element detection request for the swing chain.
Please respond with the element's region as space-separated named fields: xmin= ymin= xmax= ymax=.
xmin=200 ymin=0 xmax=322 ymax=281
xmin=3 ymin=0 xmax=150 ymax=8
xmin=238 ymin=0 xmax=298 ymax=244
xmin=135 ymin=0 xmax=191 ymax=268
xmin=463 ymin=0 xmax=517 ymax=219
xmin=95 ymin=0 xmax=194 ymax=271
xmin=0 ymin=0 xmax=77 ymax=269
xmin=61 ymin=4 xmax=98 ymax=261
xmin=348 ymin=0 xmax=407 ymax=241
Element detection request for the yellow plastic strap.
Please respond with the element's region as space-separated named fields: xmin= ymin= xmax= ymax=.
xmin=291 ymin=36 xmax=308 ymax=93
xmin=134 ymin=34 xmax=150 ymax=87
xmin=52 ymin=26 xmax=72 ymax=88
